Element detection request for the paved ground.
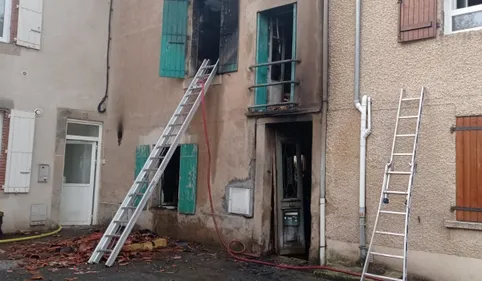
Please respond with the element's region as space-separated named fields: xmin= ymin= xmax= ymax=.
xmin=0 ymin=251 xmax=328 ymax=281
xmin=0 ymin=229 xmax=329 ymax=281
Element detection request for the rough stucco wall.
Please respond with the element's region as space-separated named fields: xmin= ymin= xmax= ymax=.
xmin=0 ymin=0 xmax=109 ymax=232
xmin=103 ymin=0 xmax=323 ymax=254
xmin=327 ymin=0 xmax=482 ymax=266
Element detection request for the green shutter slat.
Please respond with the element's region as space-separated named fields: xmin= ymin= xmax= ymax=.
xmin=178 ymin=144 xmax=198 ymax=215
xmin=134 ymin=145 xmax=151 ymax=208
xmin=159 ymin=0 xmax=189 ymax=78
xmin=255 ymin=13 xmax=269 ymax=110
xmin=218 ymin=0 xmax=239 ymax=74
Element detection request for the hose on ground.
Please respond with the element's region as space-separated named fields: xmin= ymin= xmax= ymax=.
xmin=0 ymin=225 xmax=62 ymax=244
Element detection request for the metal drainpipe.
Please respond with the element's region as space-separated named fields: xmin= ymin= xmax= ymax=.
xmin=319 ymin=0 xmax=329 ymax=265
xmin=355 ymin=0 xmax=372 ymax=263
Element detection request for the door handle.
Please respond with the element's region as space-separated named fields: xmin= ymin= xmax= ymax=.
xmin=20 ymin=171 xmax=31 ymax=174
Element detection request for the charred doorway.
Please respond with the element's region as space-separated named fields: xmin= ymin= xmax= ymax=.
xmin=271 ymin=121 xmax=312 ymax=258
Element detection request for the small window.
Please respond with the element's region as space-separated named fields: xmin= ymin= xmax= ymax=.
xmin=0 ymin=0 xmax=12 ymax=42
xmin=445 ymin=0 xmax=482 ymax=33
xmin=67 ymin=123 xmax=100 ymax=138
xmin=158 ymin=146 xmax=181 ymax=209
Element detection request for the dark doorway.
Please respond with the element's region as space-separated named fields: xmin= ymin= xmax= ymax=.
xmin=271 ymin=121 xmax=312 ymax=259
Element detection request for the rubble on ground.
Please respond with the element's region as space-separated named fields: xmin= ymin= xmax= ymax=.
xmin=3 ymin=229 xmax=176 ymax=273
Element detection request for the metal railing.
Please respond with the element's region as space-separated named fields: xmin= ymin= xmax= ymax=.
xmin=248 ymin=59 xmax=301 ymax=111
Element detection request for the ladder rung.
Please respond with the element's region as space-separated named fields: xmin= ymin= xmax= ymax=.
xmin=164 ymin=134 xmax=177 ymax=137
xmin=144 ymin=168 xmax=158 ymax=172
xmin=388 ymin=171 xmax=411 ymax=175
xmin=399 ymin=115 xmax=418 ymax=119
xmin=384 ymin=190 xmax=408 ymax=195
xmin=364 ymin=273 xmax=402 ymax=281
xmin=393 ymin=153 xmax=413 ymax=156
xmin=203 ymin=65 xmax=215 ymax=69
xmin=183 ymin=103 xmax=195 ymax=106
xmin=401 ymin=97 xmax=420 ymax=101
xmin=174 ymin=113 xmax=188 ymax=116
xmin=375 ymin=231 xmax=405 ymax=237
xmin=105 ymin=234 xmax=120 ymax=238
xmin=380 ymin=210 xmax=407 ymax=215
xmin=396 ymin=134 xmax=416 ymax=137
xmin=371 ymin=252 xmax=404 ymax=259
xmin=129 ymin=192 xmax=145 ymax=197
xmin=150 ymin=156 xmax=164 ymax=160
xmin=97 ymin=249 xmax=113 ymax=253
xmin=121 ymin=206 xmax=136 ymax=210
xmin=169 ymin=123 xmax=182 ymax=127
xmin=135 ymin=180 xmax=149 ymax=184
xmin=113 ymin=220 xmax=129 ymax=224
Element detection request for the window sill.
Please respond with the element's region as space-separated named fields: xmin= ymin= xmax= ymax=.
xmin=444 ymin=220 xmax=482 ymax=231
xmin=182 ymin=75 xmax=223 ymax=89
xmin=0 ymin=41 xmax=20 ymax=56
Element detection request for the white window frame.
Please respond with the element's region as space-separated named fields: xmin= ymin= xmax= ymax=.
xmin=445 ymin=0 xmax=482 ymax=34
xmin=0 ymin=0 xmax=12 ymax=43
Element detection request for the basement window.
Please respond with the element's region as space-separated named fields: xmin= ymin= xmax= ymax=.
xmin=158 ymin=146 xmax=181 ymax=209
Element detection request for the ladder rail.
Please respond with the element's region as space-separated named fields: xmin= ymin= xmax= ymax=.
xmin=89 ymin=59 xmax=219 ymax=266
xmin=402 ymin=87 xmax=425 ymax=278
xmin=361 ymin=163 xmax=391 ymax=281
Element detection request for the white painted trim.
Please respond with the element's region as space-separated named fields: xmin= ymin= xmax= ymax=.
xmin=65 ymin=135 xmax=100 ymax=142
xmin=93 ymin=123 xmax=102 ymax=225
xmin=64 ymin=120 xmax=103 ymax=225
xmin=444 ymin=0 xmax=482 ymax=34
xmin=0 ymin=0 xmax=12 ymax=43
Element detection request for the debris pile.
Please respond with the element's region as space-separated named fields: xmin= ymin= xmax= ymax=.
xmin=5 ymin=229 xmax=169 ymax=271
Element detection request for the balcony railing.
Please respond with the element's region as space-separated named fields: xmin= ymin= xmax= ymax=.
xmin=248 ymin=59 xmax=301 ymax=112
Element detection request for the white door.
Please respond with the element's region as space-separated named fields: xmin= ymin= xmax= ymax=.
xmin=60 ymin=140 xmax=97 ymax=225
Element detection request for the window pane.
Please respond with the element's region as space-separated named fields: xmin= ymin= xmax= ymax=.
xmin=64 ymin=143 xmax=93 ymax=184
xmin=453 ymin=10 xmax=482 ymax=31
xmin=67 ymin=123 xmax=99 ymax=137
xmin=0 ymin=0 xmax=5 ymax=38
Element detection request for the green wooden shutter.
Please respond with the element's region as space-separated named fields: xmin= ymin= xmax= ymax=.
xmin=255 ymin=13 xmax=269 ymax=109
xmin=134 ymin=145 xmax=151 ymax=208
xmin=178 ymin=144 xmax=198 ymax=215
xmin=159 ymin=0 xmax=189 ymax=78
xmin=218 ymin=0 xmax=239 ymax=73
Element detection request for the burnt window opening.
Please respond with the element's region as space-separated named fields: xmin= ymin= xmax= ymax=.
xmin=191 ymin=0 xmax=239 ymax=74
xmin=158 ymin=146 xmax=181 ymax=209
xmin=269 ymin=9 xmax=294 ymax=101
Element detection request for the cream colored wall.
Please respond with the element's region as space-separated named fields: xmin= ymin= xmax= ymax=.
xmin=327 ymin=0 xmax=482 ymax=277
xmin=102 ymin=0 xmax=323 ymax=252
xmin=0 ymin=0 xmax=109 ymax=232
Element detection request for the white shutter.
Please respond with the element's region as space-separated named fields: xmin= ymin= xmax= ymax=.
xmin=4 ymin=110 xmax=36 ymax=193
xmin=16 ymin=0 xmax=44 ymax=49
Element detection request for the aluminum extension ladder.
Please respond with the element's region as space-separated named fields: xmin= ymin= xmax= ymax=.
xmin=361 ymin=87 xmax=425 ymax=281
xmin=88 ymin=59 xmax=219 ymax=267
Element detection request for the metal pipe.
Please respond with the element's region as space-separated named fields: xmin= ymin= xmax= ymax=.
xmin=248 ymin=80 xmax=300 ymax=90
xmin=248 ymin=59 xmax=301 ymax=70
xmin=319 ymin=0 xmax=329 ymax=265
xmin=354 ymin=0 xmax=362 ymax=110
xmin=247 ymin=102 xmax=298 ymax=109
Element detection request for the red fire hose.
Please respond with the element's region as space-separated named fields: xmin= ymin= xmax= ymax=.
xmin=199 ymin=81 xmax=381 ymax=280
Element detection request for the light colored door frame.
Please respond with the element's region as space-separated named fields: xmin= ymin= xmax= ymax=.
xmin=64 ymin=119 xmax=102 ymax=225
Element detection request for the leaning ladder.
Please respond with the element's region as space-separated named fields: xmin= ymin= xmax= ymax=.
xmin=88 ymin=59 xmax=219 ymax=267
xmin=361 ymin=87 xmax=425 ymax=281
